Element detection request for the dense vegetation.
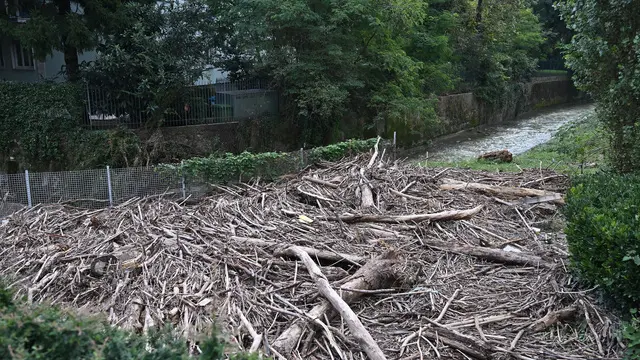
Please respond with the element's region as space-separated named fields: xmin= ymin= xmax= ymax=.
xmin=3 ymin=0 xmax=552 ymax=148
xmin=558 ymin=0 xmax=640 ymax=173
xmin=555 ymin=0 xmax=640 ymax=355
xmin=0 ymin=82 xmax=84 ymax=170
xmin=209 ymin=0 xmax=545 ymax=144
xmin=0 ymin=82 xmax=152 ymax=171
xmin=0 ymin=283 xmax=244 ymax=360
xmin=160 ymin=138 xmax=378 ymax=183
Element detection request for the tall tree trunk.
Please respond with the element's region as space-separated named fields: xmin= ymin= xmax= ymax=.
xmin=57 ymin=0 xmax=79 ymax=82
xmin=476 ymin=0 xmax=483 ymax=35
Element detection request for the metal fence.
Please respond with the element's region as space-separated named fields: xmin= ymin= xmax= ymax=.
xmin=0 ymin=139 xmax=390 ymax=218
xmin=84 ymin=78 xmax=278 ymax=129
xmin=0 ymin=166 xmax=208 ymax=217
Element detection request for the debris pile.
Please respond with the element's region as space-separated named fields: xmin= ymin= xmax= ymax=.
xmin=0 ymin=146 xmax=623 ymax=359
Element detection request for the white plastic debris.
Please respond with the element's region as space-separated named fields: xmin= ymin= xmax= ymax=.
xmin=503 ymin=245 xmax=522 ymax=253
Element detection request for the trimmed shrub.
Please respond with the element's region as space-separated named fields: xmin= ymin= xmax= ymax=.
xmin=563 ymin=173 xmax=640 ymax=310
xmin=0 ymin=283 xmax=241 ymax=360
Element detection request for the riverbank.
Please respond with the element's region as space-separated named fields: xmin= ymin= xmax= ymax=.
xmin=419 ymin=108 xmax=607 ymax=174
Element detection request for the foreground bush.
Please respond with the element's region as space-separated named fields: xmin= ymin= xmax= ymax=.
xmin=0 ymin=284 xmax=238 ymax=360
xmin=564 ymin=173 xmax=640 ymax=309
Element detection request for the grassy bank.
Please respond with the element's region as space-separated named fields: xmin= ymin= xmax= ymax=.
xmin=420 ymin=113 xmax=607 ymax=174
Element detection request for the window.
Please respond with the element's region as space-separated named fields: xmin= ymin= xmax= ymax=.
xmin=11 ymin=40 xmax=34 ymax=70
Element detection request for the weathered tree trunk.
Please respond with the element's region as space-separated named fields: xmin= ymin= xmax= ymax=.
xmin=57 ymin=0 xmax=80 ymax=82
xmin=272 ymin=251 xmax=399 ymax=355
xmin=451 ymin=246 xmax=554 ymax=269
xmin=440 ymin=179 xmax=565 ymax=204
xmin=325 ymin=205 xmax=483 ymax=224
xmin=287 ymin=246 xmax=387 ymax=360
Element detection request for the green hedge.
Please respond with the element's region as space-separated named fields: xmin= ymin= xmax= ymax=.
xmin=160 ymin=138 xmax=379 ymax=183
xmin=0 ymin=284 xmax=249 ymax=360
xmin=564 ymin=173 xmax=640 ymax=309
xmin=0 ymin=82 xmax=84 ymax=170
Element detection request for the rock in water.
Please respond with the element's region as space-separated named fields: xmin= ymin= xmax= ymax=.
xmin=478 ymin=149 xmax=513 ymax=163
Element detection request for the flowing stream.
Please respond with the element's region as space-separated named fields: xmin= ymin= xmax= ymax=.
xmin=412 ymin=103 xmax=595 ymax=162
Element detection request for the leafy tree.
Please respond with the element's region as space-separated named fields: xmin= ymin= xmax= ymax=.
xmin=81 ymin=0 xmax=218 ymax=127
xmin=557 ymin=0 xmax=640 ymax=172
xmin=207 ymin=0 xmax=456 ymax=145
xmin=532 ymin=0 xmax=571 ymax=70
xmin=0 ymin=0 xmax=149 ymax=81
xmin=460 ymin=0 xmax=545 ymax=102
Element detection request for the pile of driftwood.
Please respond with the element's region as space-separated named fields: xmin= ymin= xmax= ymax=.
xmin=0 ymin=143 xmax=624 ymax=359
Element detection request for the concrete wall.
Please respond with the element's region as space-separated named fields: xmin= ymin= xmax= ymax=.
xmin=136 ymin=76 xmax=579 ymax=157
xmin=435 ymin=76 xmax=578 ymax=138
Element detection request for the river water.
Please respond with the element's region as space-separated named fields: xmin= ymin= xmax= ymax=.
xmin=414 ymin=103 xmax=595 ymax=162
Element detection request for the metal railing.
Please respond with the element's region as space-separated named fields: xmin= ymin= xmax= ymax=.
xmin=84 ymin=78 xmax=277 ymax=129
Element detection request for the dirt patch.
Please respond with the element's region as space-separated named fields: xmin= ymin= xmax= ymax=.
xmin=0 ymin=153 xmax=623 ymax=359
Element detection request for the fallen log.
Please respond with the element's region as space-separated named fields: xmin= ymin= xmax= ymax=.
xmin=324 ymin=205 xmax=483 ymax=224
xmin=439 ymin=179 xmax=565 ymax=204
xmin=519 ymin=193 xmax=564 ymax=205
xmin=450 ymin=246 xmax=554 ymax=269
xmin=302 ymin=176 xmax=340 ymax=189
xmin=478 ymin=149 xmax=513 ymax=163
xmin=421 ymin=326 xmax=492 ymax=360
xmin=272 ymin=251 xmax=399 ymax=355
xmin=229 ymin=236 xmax=366 ymax=265
xmin=528 ymin=305 xmax=578 ymax=333
xmin=287 ymin=246 xmax=387 ymax=360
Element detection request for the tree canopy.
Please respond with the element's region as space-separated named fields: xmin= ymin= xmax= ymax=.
xmin=0 ymin=0 xmax=151 ymax=81
xmin=207 ymin=0 xmax=545 ymax=145
xmin=558 ymin=0 xmax=640 ymax=172
xmin=2 ymin=0 xmax=551 ymax=143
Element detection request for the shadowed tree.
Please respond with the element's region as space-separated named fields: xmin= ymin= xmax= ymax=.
xmin=0 ymin=0 xmax=151 ymax=81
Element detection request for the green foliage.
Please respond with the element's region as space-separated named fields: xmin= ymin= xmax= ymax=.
xmin=624 ymin=310 xmax=640 ymax=359
xmin=71 ymin=128 xmax=146 ymax=169
xmin=308 ymin=138 xmax=378 ymax=162
xmin=1 ymin=0 xmax=146 ymax=81
xmin=0 ymin=82 xmax=84 ymax=170
xmin=549 ymin=113 xmax=607 ymax=170
xmin=563 ymin=173 xmax=640 ymax=310
xmin=207 ymin=0 xmax=460 ymax=145
xmin=557 ymin=0 xmax=640 ymax=173
xmin=0 ymin=82 xmax=151 ymax=171
xmin=161 ymin=138 xmax=378 ymax=183
xmin=81 ymin=1 xmax=217 ymax=127
xmin=532 ymin=0 xmax=571 ymax=71
xmin=169 ymin=151 xmax=299 ymax=183
xmin=462 ymin=1 xmax=545 ymax=104
xmin=0 ymin=284 xmax=243 ymax=360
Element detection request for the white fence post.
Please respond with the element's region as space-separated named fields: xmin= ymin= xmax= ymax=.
xmin=106 ymin=166 xmax=113 ymax=207
xmin=393 ymin=131 xmax=397 ymax=160
xmin=24 ymin=170 xmax=32 ymax=208
xmin=300 ymin=148 xmax=304 ymax=169
xmin=181 ymin=161 xmax=186 ymax=198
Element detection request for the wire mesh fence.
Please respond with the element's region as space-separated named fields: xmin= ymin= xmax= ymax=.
xmin=0 ymin=138 xmax=389 ymax=218
xmin=84 ymin=78 xmax=278 ymax=129
xmin=0 ymin=166 xmax=205 ymax=218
